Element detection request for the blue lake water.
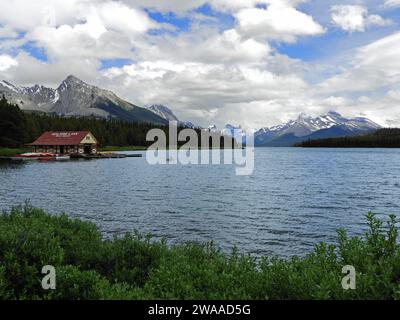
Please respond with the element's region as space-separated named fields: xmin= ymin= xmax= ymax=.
xmin=1 ymin=148 xmax=399 ymax=258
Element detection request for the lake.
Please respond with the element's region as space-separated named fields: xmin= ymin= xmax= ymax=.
xmin=1 ymin=148 xmax=399 ymax=258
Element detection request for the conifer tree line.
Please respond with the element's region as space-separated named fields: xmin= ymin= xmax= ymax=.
xmin=299 ymin=129 xmax=400 ymax=148
xmin=0 ymin=95 xmax=233 ymax=148
xmin=0 ymin=95 xmax=167 ymax=147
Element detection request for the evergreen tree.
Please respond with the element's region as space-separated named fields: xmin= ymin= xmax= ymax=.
xmin=0 ymin=95 xmax=29 ymax=147
xmin=0 ymin=96 xmax=235 ymax=148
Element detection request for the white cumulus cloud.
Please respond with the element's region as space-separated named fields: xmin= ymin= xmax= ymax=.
xmin=0 ymin=54 xmax=18 ymax=71
xmin=235 ymin=3 xmax=325 ymax=43
xmin=384 ymin=0 xmax=400 ymax=7
xmin=331 ymin=5 xmax=392 ymax=32
xmin=1 ymin=0 xmax=399 ymax=128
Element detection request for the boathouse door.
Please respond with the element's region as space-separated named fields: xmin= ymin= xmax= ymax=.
xmin=84 ymin=145 xmax=91 ymax=154
xmin=60 ymin=146 xmax=65 ymax=154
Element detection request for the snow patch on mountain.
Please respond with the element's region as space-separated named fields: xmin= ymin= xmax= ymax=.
xmin=146 ymin=104 xmax=200 ymax=129
xmin=0 ymin=76 xmax=166 ymax=124
xmin=147 ymin=105 xmax=179 ymax=122
xmin=255 ymin=111 xmax=382 ymax=146
xmin=0 ymin=80 xmax=21 ymax=93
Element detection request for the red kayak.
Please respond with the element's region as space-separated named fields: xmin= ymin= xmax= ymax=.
xmin=13 ymin=152 xmax=56 ymax=161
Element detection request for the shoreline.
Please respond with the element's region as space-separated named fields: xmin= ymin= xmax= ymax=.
xmin=0 ymin=146 xmax=246 ymax=157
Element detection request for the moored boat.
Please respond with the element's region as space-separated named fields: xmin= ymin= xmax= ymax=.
xmin=38 ymin=154 xmax=71 ymax=161
xmin=12 ymin=152 xmax=53 ymax=161
xmin=56 ymin=155 xmax=70 ymax=161
xmin=12 ymin=152 xmax=70 ymax=161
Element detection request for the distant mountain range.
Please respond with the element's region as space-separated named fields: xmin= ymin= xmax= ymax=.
xmin=0 ymin=76 xmax=382 ymax=146
xmin=205 ymin=112 xmax=381 ymax=146
xmin=0 ymin=76 xmax=167 ymax=125
xmin=253 ymin=112 xmax=381 ymax=146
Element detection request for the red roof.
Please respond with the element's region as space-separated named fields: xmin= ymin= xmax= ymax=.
xmin=30 ymin=131 xmax=93 ymax=146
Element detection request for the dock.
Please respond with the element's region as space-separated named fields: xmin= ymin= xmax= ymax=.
xmin=0 ymin=153 xmax=143 ymax=161
xmin=71 ymin=153 xmax=142 ymax=159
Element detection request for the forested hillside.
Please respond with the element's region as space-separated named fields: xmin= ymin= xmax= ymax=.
xmin=299 ymin=129 xmax=400 ymax=148
xmin=0 ymin=95 xmax=233 ymax=149
xmin=0 ymin=95 xmax=166 ymax=147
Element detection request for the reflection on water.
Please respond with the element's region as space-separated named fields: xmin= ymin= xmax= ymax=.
xmin=1 ymin=148 xmax=400 ymax=258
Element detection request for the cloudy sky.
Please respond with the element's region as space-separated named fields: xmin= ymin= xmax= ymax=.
xmin=0 ymin=0 xmax=399 ymax=128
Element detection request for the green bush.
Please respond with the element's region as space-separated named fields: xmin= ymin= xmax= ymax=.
xmin=0 ymin=205 xmax=399 ymax=300
xmin=0 ymin=266 xmax=10 ymax=299
xmin=94 ymin=233 xmax=165 ymax=286
xmin=0 ymin=205 xmax=64 ymax=299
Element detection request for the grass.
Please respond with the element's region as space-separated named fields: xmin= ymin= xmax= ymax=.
xmin=0 ymin=147 xmax=29 ymax=157
xmin=0 ymin=205 xmax=399 ymax=300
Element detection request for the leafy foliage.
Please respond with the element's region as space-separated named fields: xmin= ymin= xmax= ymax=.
xmin=0 ymin=205 xmax=399 ymax=300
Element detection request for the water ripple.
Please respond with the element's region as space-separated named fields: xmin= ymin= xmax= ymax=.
xmin=1 ymin=148 xmax=400 ymax=258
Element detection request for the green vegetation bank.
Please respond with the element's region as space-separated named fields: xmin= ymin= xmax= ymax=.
xmin=0 ymin=96 xmax=233 ymax=154
xmin=0 ymin=205 xmax=399 ymax=300
xmin=0 ymin=95 xmax=167 ymax=149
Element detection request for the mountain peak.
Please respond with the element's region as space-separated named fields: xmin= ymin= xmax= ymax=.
xmin=147 ymin=104 xmax=179 ymax=122
xmin=254 ymin=111 xmax=381 ymax=146
xmin=0 ymin=77 xmax=168 ymax=124
xmin=66 ymin=74 xmax=79 ymax=80
xmin=297 ymin=112 xmax=310 ymax=120
xmin=58 ymin=75 xmax=89 ymax=93
xmin=64 ymin=75 xmax=84 ymax=85
xmin=326 ymin=111 xmax=342 ymax=118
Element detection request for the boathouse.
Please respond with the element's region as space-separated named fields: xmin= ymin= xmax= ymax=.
xmin=29 ymin=131 xmax=98 ymax=155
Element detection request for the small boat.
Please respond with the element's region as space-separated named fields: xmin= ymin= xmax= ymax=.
xmin=13 ymin=152 xmax=70 ymax=162
xmin=13 ymin=152 xmax=53 ymax=161
xmin=39 ymin=154 xmax=71 ymax=161
xmin=56 ymin=155 xmax=70 ymax=161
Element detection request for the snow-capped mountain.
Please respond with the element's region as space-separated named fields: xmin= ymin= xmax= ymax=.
xmin=0 ymin=77 xmax=382 ymax=144
xmin=221 ymin=124 xmax=248 ymax=144
xmin=146 ymin=104 xmax=198 ymax=128
xmin=0 ymin=80 xmax=22 ymax=93
xmin=0 ymin=76 xmax=167 ymax=124
xmin=22 ymin=84 xmax=59 ymax=106
xmin=205 ymin=112 xmax=381 ymax=146
xmin=255 ymin=111 xmax=381 ymax=146
xmin=0 ymin=80 xmax=57 ymax=111
xmin=146 ymin=104 xmax=179 ymax=121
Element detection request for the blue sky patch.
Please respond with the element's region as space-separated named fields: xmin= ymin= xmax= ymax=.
xmin=21 ymin=41 xmax=48 ymax=62
xmin=100 ymin=58 xmax=134 ymax=70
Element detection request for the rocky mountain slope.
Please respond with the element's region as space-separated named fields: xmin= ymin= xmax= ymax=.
xmin=207 ymin=112 xmax=381 ymax=146
xmin=146 ymin=104 xmax=196 ymax=128
xmin=0 ymin=77 xmax=382 ymax=145
xmin=254 ymin=111 xmax=381 ymax=146
xmin=0 ymin=76 xmax=167 ymax=124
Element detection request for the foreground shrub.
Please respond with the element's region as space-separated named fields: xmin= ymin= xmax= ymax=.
xmin=0 ymin=205 xmax=399 ymax=300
